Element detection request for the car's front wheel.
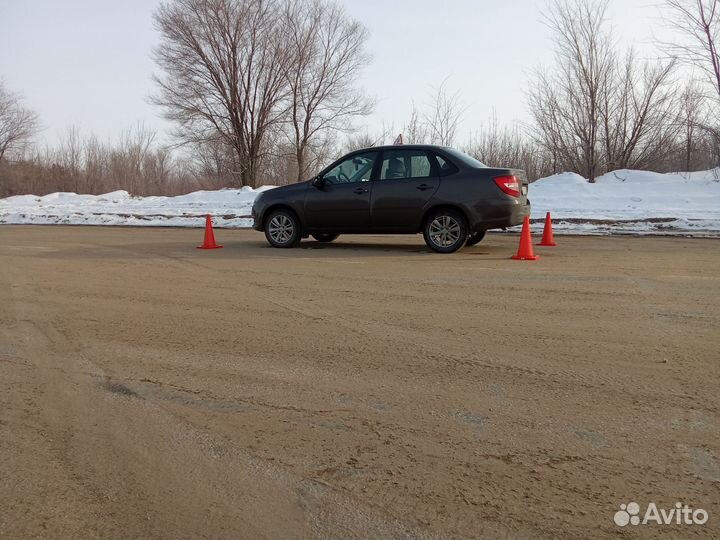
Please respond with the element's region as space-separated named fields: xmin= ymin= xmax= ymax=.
xmin=265 ymin=209 xmax=301 ymax=248
xmin=423 ymin=209 xmax=468 ymax=253
xmin=311 ymin=233 xmax=339 ymax=243
xmin=465 ymin=231 xmax=486 ymax=247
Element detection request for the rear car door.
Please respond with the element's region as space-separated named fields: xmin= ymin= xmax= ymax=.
xmin=304 ymin=151 xmax=378 ymax=232
xmin=370 ymin=149 xmax=440 ymax=231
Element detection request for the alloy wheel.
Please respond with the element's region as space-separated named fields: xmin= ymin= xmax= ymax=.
xmin=268 ymin=214 xmax=294 ymax=244
xmin=429 ymin=215 xmax=461 ymax=248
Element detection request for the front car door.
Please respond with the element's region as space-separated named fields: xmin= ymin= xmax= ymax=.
xmin=369 ymin=148 xmax=440 ymax=231
xmin=304 ymin=151 xmax=378 ymax=232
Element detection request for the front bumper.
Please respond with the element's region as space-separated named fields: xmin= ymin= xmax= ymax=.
xmin=251 ymin=203 xmax=264 ymax=231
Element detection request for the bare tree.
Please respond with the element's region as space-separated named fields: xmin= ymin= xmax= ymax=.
xmin=529 ymin=0 xmax=615 ymax=182
xmin=111 ymin=125 xmax=157 ymax=194
xmin=661 ymin=1 xmax=720 ymax=168
xmin=342 ymin=127 xmax=390 ymax=152
xmin=83 ymin=134 xmax=106 ymax=194
xmin=463 ymin=114 xmax=553 ymax=180
xmin=675 ymin=82 xmax=707 ymax=169
xmin=283 ymin=0 xmax=373 ymax=182
xmin=664 ymin=0 xmax=720 ymax=98
xmin=0 ymin=82 xmax=39 ymax=161
xmin=57 ymin=126 xmax=83 ymax=176
xmin=403 ymin=103 xmax=429 ymax=144
xmin=424 ymin=80 xmax=466 ymax=147
xmin=529 ymin=0 xmax=680 ymax=180
xmin=190 ymin=137 xmax=238 ymax=187
xmin=153 ymin=0 xmax=291 ymax=187
xmin=601 ymin=53 xmax=680 ymax=171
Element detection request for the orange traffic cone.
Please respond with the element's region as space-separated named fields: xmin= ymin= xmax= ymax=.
xmin=537 ymin=212 xmax=557 ymax=247
xmin=197 ymin=214 xmax=223 ymax=249
xmin=512 ymin=215 xmax=539 ymax=260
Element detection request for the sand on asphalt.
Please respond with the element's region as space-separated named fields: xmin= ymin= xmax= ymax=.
xmin=0 ymin=226 xmax=718 ymax=539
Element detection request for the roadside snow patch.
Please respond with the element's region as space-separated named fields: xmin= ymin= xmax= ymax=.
xmin=1 ymin=169 xmax=719 ymax=235
xmin=0 ymin=187 xmax=270 ymax=228
xmin=528 ymin=169 xmax=720 ymax=235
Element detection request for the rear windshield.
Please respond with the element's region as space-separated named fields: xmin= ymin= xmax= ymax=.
xmin=442 ymin=148 xmax=487 ymax=169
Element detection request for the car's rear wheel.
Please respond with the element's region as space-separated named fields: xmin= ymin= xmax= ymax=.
xmin=465 ymin=231 xmax=486 ymax=247
xmin=265 ymin=209 xmax=301 ymax=248
xmin=311 ymin=233 xmax=339 ymax=243
xmin=423 ymin=209 xmax=467 ymax=253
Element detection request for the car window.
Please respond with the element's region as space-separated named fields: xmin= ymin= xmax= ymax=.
xmin=435 ymin=155 xmax=458 ymax=176
xmin=379 ymin=150 xmax=433 ymax=180
xmin=323 ymin=152 xmax=377 ymax=184
xmin=441 ymin=148 xmax=487 ymax=168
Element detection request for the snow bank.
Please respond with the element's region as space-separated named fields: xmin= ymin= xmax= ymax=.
xmin=528 ymin=169 xmax=720 ymax=235
xmin=0 ymin=186 xmax=275 ymax=228
xmin=1 ymin=169 xmax=719 ymax=235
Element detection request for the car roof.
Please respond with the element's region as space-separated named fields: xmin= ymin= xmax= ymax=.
xmin=353 ymin=144 xmax=452 ymax=153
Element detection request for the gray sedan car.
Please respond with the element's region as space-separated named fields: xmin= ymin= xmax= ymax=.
xmin=252 ymin=145 xmax=530 ymax=253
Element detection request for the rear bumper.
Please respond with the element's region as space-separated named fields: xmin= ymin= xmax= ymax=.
xmin=470 ymin=199 xmax=531 ymax=232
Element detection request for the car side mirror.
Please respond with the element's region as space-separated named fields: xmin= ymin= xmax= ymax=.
xmin=312 ymin=176 xmax=325 ymax=188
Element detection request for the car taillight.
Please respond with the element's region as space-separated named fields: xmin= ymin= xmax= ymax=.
xmin=493 ymin=175 xmax=521 ymax=197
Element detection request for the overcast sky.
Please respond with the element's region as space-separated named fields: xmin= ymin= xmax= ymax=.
xmin=1 ymin=0 xmax=669 ymax=148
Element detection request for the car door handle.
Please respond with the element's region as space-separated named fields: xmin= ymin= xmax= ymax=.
xmin=353 ymin=187 xmax=369 ymax=194
xmin=416 ymin=184 xmax=433 ymax=191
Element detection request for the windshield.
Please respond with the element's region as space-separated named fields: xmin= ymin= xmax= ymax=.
xmin=442 ymin=148 xmax=487 ymax=169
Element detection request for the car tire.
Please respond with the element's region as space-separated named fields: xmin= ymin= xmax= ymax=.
xmin=423 ymin=209 xmax=468 ymax=253
xmin=265 ymin=209 xmax=301 ymax=248
xmin=311 ymin=233 xmax=339 ymax=243
xmin=465 ymin=231 xmax=486 ymax=247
